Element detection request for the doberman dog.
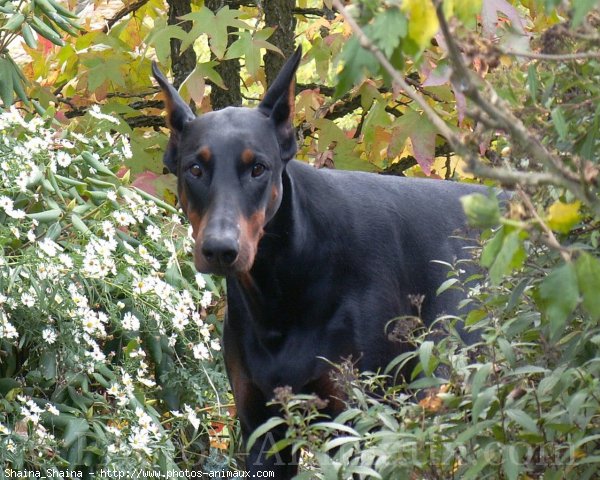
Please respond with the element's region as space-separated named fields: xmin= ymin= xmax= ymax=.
xmin=153 ymin=47 xmax=486 ymax=478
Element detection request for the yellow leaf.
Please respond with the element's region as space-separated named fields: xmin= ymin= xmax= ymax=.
xmin=455 ymin=0 xmax=483 ymax=25
xmin=546 ymin=200 xmax=581 ymax=233
xmin=402 ymin=0 xmax=439 ymax=51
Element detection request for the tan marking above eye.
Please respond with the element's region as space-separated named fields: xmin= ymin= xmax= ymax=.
xmin=198 ymin=146 xmax=211 ymax=162
xmin=241 ymin=148 xmax=254 ymax=164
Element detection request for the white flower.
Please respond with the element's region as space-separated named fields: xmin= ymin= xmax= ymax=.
xmin=138 ymin=376 xmax=156 ymax=388
xmin=56 ymin=150 xmax=72 ymax=167
xmin=122 ymin=312 xmax=140 ymax=331
xmin=192 ymin=343 xmax=210 ymax=361
xmin=128 ymin=429 xmax=152 ymax=455
xmin=0 ymin=196 xmax=25 ymax=219
xmin=210 ymin=339 xmax=221 ymax=351
xmin=21 ymin=292 xmax=36 ymax=307
xmin=121 ymin=137 xmax=133 ymax=159
xmin=0 ymin=196 xmax=14 ymax=210
xmin=200 ymin=291 xmax=212 ymax=308
xmin=6 ymin=207 xmax=25 ymax=219
xmin=38 ymin=238 xmax=61 ymax=257
xmin=107 ymin=384 xmax=120 ymax=396
xmin=42 ymin=328 xmax=57 ymax=345
xmin=58 ymin=253 xmax=74 ymax=269
xmin=184 ymin=405 xmax=200 ymax=430
xmin=2 ymin=319 xmax=21 ymax=340
xmin=105 ymin=131 xmax=115 ymax=146
xmin=113 ymin=210 xmax=136 ymax=226
xmin=172 ymin=311 xmax=189 ymax=331
xmin=89 ymin=105 xmax=120 ymax=125
xmin=46 ymin=404 xmax=60 ymax=416
xmin=195 ymin=273 xmax=206 ymax=289
xmin=146 ymin=225 xmax=161 ymax=242
xmin=106 ymin=425 xmax=122 ymax=437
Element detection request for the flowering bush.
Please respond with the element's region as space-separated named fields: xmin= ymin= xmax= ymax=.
xmin=0 ymin=107 xmax=231 ymax=470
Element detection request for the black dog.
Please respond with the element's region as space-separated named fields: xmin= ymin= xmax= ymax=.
xmin=153 ymin=47 xmax=485 ymax=478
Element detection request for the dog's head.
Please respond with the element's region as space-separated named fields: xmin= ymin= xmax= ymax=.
xmin=153 ymin=48 xmax=301 ymax=276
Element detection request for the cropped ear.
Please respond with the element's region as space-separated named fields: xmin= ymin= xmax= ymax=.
xmin=152 ymin=61 xmax=195 ymax=174
xmin=258 ymin=46 xmax=302 ymax=162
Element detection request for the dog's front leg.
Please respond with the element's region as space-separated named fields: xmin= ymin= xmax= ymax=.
xmin=242 ymin=417 xmax=298 ymax=479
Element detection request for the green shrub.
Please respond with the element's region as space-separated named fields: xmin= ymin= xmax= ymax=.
xmin=264 ymin=248 xmax=600 ymax=479
xmin=0 ymin=107 xmax=230 ymax=471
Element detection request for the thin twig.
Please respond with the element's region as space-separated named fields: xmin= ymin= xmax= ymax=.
xmin=499 ymin=48 xmax=600 ymax=61
xmin=101 ymin=0 xmax=151 ymax=33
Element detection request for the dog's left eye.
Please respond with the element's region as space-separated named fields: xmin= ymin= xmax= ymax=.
xmin=189 ymin=164 xmax=203 ymax=177
xmin=251 ymin=163 xmax=266 ymax=178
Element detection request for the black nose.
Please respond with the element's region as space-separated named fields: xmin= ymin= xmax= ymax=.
xmin=201 ymin=235 xmax=239 ymax=267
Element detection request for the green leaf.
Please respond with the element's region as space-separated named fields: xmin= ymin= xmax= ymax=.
xmin=313 ymin=422 xmax=359 ymax=436
xmin=181 ymin=6 xmax=249 ymax=59
xmin=402 ymin=0 xmax=439 ymax=53
xmin=335 ymin=36 xmax=380 ymax=98
xmin=246 ymin=417 xmax=286 ymax=451
xmin=391 ymin=109 xmax=438 ymax=174
xmin=575 ymin=253 xmax=600 ymax=320
xmin=454 ymin=0 xmax=483 ymax=26
xmin=371 ymin=7 xmax=407 ymax=57
xmin=503 ymin=444 xmax=522 ymax=480
xmin=497 ymin=337 xmax=516 ymax=366
xmin=551 ymin=106 xmax=567 ymax=140
xmin=40 ymin=352 xmax=57 ymax=381
xmin=323 ymin=436 xmax=362 ymax=451
xmin=63 ymin=417 xmax=89 ymax=448
xmin=436 ymin=278 xmax=459 ymax=295
xmin=481 ymin=226 xmax=505 ymax=268
xmin=2 ymin=12 xmax=24 ymax=32
xmin=572 ymin=0 xmax=597 ymax=27
xmin=0 ymin=57 xmax=15 ymax=106
xmin=537 ymin=262 xmax=579 ymax=340
xmin=527 ymin=64 xmax=538 ymax=104
xmin=146 ymin=22 xmax=187 ymax=65
xmin=347 ymin=466 xmax=382 ymax=479
xmin=471 ymin=362 xmax=492 ymax=399
xmin=419 ymin=340 xmax=435 ymax=376
xmin=461 ymin=192 xmax=501 ymax=229
xmin=487 ymin=229 xmax=526 ymax=285
xmin=506 ymin=408 xmax=539 ymax=433
xmin=472 ymin=386 xmax=495 ymax=421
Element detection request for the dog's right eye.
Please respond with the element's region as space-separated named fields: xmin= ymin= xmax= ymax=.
xmin=189 ymin=164 xmax=203 ymax=178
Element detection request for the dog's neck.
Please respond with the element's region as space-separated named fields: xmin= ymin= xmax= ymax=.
xmin=229 ymin=163 xmax=327 ymax=338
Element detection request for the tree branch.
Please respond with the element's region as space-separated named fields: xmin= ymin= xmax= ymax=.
xmin=433 ymin=1 xmax=600 ymax=215
xmin=101 ymin=0 xmax=150 ymax=33
xmin=499 ymin=48 xmax=600 ymax=61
